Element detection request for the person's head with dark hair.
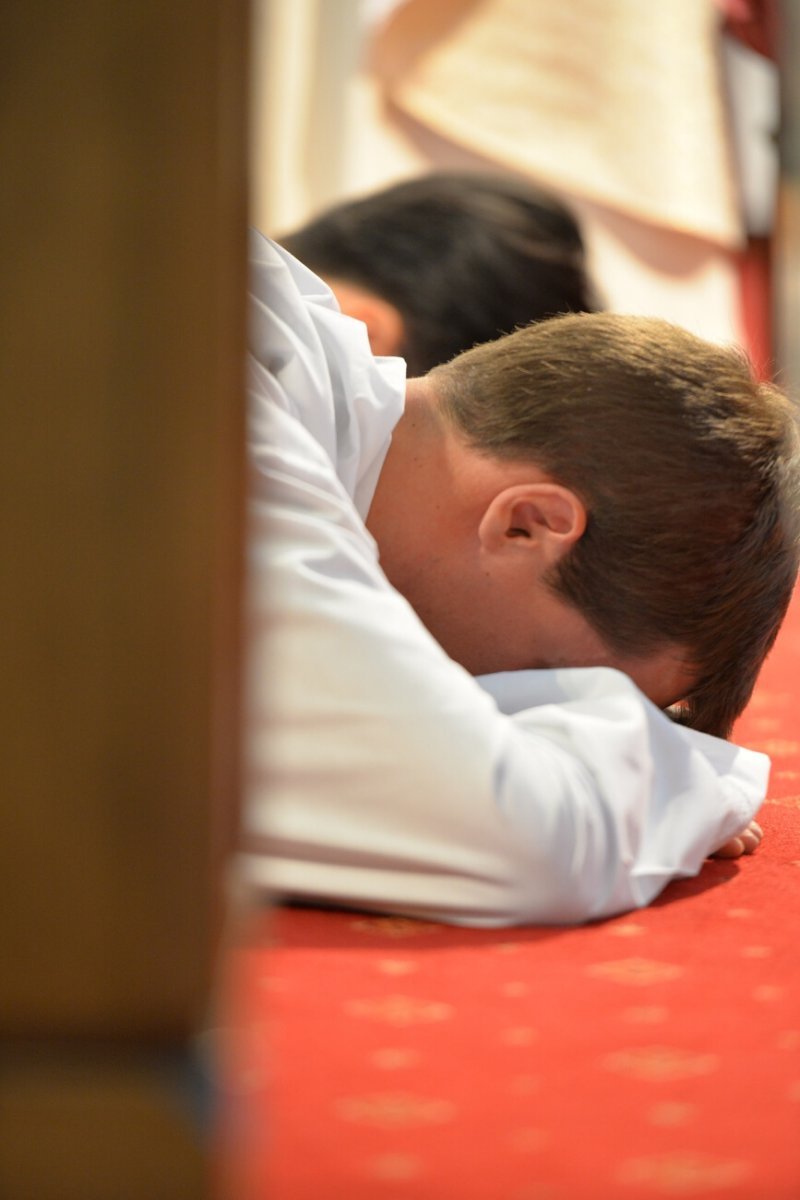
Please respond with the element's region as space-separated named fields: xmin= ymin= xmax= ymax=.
xmin=279 ymin=171 xmax=600 ymax=375
xmin=366 ymin=313 xmax=800 ymax=738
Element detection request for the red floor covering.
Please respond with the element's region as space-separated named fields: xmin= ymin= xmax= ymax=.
xmin=220 ymin=589 xmax=800 ymax=1200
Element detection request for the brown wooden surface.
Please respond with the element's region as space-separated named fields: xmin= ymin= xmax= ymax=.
xmin=0 ymin=0 xmax=248 ymax=1039
xmin=0 ymin=1050 xmax=208 ymax=1200
xmin=0 ymin=0 xmax=248 ymax=1193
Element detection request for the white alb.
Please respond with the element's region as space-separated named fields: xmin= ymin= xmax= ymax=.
xmin=241 ymin=231 xmax=766 ymax=927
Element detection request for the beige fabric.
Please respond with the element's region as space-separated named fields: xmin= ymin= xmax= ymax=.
xmin=371 ymin=0 xmax=743 ymax=248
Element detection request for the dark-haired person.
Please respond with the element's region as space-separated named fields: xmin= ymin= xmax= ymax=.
xmin=278 ymin=171 xmax=600 ymax=376
xmin=242 ymin=233 xmax=799 ymax=927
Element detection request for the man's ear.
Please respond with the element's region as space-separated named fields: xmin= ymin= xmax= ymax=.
xmin=327 ymin=279 xmax=405 ymax=358
xmin=478 ymin=483 xmax=587 ymax=564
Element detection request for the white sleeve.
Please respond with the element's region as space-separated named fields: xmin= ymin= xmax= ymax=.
xmin=480 ymin=670 xmax=764 ymax=921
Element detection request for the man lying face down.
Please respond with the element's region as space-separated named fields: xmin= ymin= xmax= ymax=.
xmin=243 ymin=232 xmax=800 ymax=928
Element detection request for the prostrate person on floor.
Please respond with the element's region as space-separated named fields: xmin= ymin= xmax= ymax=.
xmin=241 ymin=232 xmax=800 ymax=927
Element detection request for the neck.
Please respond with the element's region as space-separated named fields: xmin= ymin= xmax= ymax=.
xmin=365 ymin=376 xmax=547 ymax=641
xmin=366 ymin=376 xmax=450 ymax=547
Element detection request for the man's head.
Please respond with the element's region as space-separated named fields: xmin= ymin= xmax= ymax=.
xmin=279 ymin=171 xmax=600 ymax=374
xmin=367 ymin=313 xmax=800 ymax=737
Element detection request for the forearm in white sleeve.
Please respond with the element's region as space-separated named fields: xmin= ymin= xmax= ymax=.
xmin=482 ymin=669 xmax=765 ymax=923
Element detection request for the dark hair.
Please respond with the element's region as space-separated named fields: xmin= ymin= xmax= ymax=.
xmin=279 ymin=171 xmax=600 ymax=375
xmin=432 ymin=312 xmax=800 ymax=738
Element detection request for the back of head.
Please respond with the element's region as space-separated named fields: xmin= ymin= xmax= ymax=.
xmin=432 ymin=313 xmax=800 ymax=737
xmin=279 ymin=171 xmax=600 ymax=375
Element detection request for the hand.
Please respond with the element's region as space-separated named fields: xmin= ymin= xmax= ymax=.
xmin=710 ymin=819 xmax=763 ymax=859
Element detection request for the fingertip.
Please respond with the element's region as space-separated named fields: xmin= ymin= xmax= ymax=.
xmin=712 ymin=837 xmax=745 ymax=859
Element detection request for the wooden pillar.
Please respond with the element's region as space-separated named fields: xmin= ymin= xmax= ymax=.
xmin=0 ymin=1 xmax=248 ymax=1195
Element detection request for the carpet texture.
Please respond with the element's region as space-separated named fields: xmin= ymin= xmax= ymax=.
xmin=221 ymin=590 xmax=800 ymax=1199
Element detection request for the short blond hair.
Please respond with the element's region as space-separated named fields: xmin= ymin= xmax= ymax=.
xmin=433 ymin=313 xmax=800 ymax=736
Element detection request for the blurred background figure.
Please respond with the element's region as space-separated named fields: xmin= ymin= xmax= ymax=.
xmin=252 ymin=0 xmax=778 ymax=370
xmin=279 ymin=171 xmax=601 ymax=374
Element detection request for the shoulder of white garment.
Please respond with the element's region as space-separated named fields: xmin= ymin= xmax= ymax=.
xmin=247 ymin=229 xmax=406 ymax=517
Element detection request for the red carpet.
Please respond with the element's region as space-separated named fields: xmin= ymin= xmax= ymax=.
xmin=220 ymin=590 xmax=800 ymax=1200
